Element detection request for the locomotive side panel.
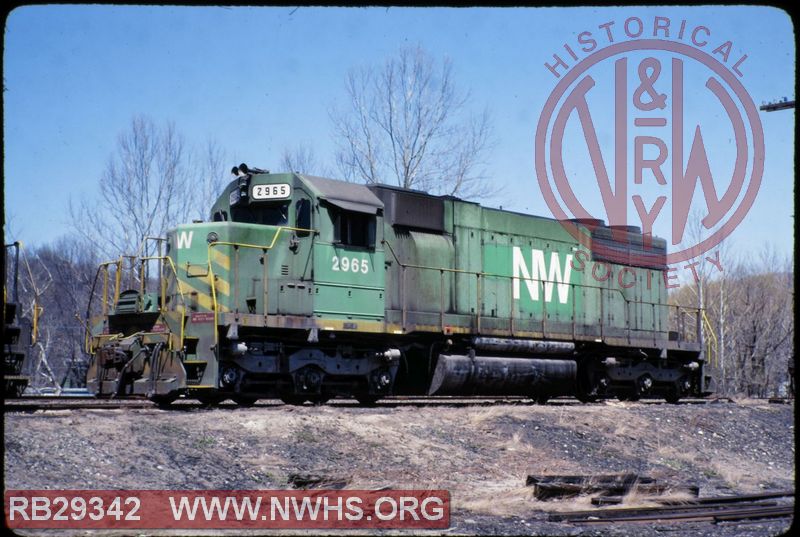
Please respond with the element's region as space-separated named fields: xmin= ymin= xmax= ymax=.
xmin=373 ymin=191 xmax=679 ymax=349
xmin=478 ymin=207 xmax=581 ymax=338
xmin=452 ymin=200 xmax=482 ymax=325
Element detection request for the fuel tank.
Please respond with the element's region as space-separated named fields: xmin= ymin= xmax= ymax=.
xmin=428 ymin=354 xmax=577 ymax=396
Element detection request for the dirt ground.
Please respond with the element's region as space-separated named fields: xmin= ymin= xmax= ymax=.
xmin=3 ymin=398 xmax=795 ymax=536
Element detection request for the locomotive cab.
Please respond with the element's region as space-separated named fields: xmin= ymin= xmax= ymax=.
xmin=164 ymin=170 xmax=395 ymax=404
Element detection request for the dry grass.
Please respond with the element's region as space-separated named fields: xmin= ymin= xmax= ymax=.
xmin=619 ymin=484 xmax=697 ymax=508
xmin=503 ymin=431 xmax=537 ymax=455
xmin=655 ymin=444 xmax=698 ymax=465
xmin=453 ymin=483 xmax=536 ymax=515
xmin=609 ymin=411 xmax=653 ymax=439
xmin=466 ymin=406 xmax=509 ymax=427
xmin=528 ymin=493 xmax=602 ymax=513
xmin=709 ymin=459 xmax=744 ymax=488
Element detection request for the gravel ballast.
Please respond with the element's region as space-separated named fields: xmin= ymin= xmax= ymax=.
xmin=4 ymin=398 xmax=794 ymax=536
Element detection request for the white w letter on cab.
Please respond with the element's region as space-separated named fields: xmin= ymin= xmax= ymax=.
xmin=177 ymin=231 xmax=194 ymax=249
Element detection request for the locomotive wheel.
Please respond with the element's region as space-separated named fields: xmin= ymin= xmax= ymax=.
xmin=664 ymin=387 xmax=681 ymax=404
xmin=355 ymin=395 xmax=381 ymax=406
xmin=7 ymin=381 xmax=27 ymax=398
xmin=616 ymin=390 xmax=640 ymax=402
xmin=280 ymin=394 xmax=307 ymax=406
xmin=576 ymin=393 xmax=598 ymax=403
xmin=197 ymin=394 xmax=225 ymax=407
xmin=307 ymin=395 xmax=330 ymax=406
xmin=233 ymin=395 xmax=258 ymax=407
xmin=150 ymin=393 xmax=178 ymax=408
xmin=533 ymin=394 xmax=549 ymax=405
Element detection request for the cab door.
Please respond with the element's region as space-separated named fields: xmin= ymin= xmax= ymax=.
xmin=276 ymin=195 xmax=314 ymax=316
xmin=313 ymin=205 xmax=385 ymax=322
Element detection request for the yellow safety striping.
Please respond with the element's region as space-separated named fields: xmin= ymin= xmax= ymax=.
xmin=168 ymin=262 xmax=230 ymax=299
xmin=178 ymin=280 xmax=228 ymax=311
xmin=212 ymin=276 xmax=231 ymax=297
xmin=210 ymin=248 xmax=230 ymax=271
xmin=190 ymin=290 xmax=215 ymax=311
xmin=309 ymin=319 xmax=385 ymax=332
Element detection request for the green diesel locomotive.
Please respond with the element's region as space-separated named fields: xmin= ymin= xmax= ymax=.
xmin=85 ymin=166 xmax=711 ymax=405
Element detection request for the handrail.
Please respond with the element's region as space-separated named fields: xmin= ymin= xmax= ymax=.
xmin=140 ymin=255 xmax=188 ymax=350
xmin=85 ymin=259 xmax=122 ymax=333
xmin=702 ymin=310 xmax=718 ymax=367
xmin=93 ymin=330 xmax=172 ymax=343
xmin=383 ymin=239 xmax=699 ymax=311
xmin=208 ymin=225 xmax=317 ymax=252
xmin=86 ymin=255 xmax=189 ymax=353
xmin=89 ymin=227 xmax=313 ymax=352
xmin=76 ymin=314 xmax=92 ymax=354
xmin=205 ymin=226 xmax=317 ymax=344
xmin=133 ymin=235 xmax=167 ymax=259
xmin=382 ymin=238 xmax=702 ymax=341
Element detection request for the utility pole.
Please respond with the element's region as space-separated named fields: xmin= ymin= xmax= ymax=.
xmin=720 ymin=277 xmax=725 ymax=393
xmin=759 ymin=96 xmax=793 ymax=397
xmin=759 ymin=98 xmax=795 ymax=112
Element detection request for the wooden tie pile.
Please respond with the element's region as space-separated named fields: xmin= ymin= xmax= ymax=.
xmin=526 ymin=474 xmax=794 ymax=524
xmin=526 ymin=473 xmax=698 ymax=502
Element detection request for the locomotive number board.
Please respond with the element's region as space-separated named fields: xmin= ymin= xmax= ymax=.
xmin=251 ymin=183 xmax=291 ymax=200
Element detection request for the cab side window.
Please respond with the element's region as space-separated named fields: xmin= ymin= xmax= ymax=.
xmin=295 ymin=199 xmax=311 ymax=230
xmin=333 ymin=210 xmax=375 ymax=248
xmin=231 ymin=203 xmax=289 ymax=225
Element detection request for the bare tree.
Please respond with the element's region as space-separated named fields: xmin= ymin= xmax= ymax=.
xmin=70 ymin=116 xmax=191 ymax=260
xmin=331 ymin=46 xmax=493 ymax=197
xmin=190 ymin=138 xmax=231 ymax=221
xmin=670 ymin=244 xmax=794 ymax=398
xmin=2 ymin=236 xmax=97 ymax=392
xmin=15 ymin=119 xmax=233 ymax=391
xmin=281 ymin=143 xmax=329 ymax=176
xmin=678 ymin=211 xmax=731 ymax=388
xmin=724 ymin=248 xmax=793 ymax=397
xmin=32 ymin=238 xmax=98 ymax=389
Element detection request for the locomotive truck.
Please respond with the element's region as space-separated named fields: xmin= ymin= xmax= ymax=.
xmin=85 ymin=166 xmax=711 ymax=405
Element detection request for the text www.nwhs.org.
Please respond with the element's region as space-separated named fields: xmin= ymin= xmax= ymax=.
xmin=5 ymin=490 xmax=450 ymax=529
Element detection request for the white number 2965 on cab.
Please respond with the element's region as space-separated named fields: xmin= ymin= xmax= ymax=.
xmin=251 ymin=183 xmax=291 ymax=200
xmin=332 ymin=255 xmax=370 ymax=274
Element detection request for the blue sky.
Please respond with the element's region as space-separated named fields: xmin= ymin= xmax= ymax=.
xmin=3 ymin=5 xmax=795 ymax=267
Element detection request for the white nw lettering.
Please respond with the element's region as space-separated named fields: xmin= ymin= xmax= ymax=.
xmin=512 ymin=247 xmax=573 ymax=304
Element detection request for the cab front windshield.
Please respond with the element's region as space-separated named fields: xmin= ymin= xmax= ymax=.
xmin=231 ymin=202 xmax=290 ymax=226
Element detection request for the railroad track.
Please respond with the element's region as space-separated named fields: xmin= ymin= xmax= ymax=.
xmin=549 ymin=490 xmax=795 ymax=525
xmin=4 ymin=396 xmax=537 ymax=411
xmin=4 ymin=397 xmax=157 ymax=411
xmin=5 ymin=395 xmax=725 ymax=412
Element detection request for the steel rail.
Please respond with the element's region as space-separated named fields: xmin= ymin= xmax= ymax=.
xmin=551 ymin=497 xmax=794 ymax=524
xmin=4 ymin=395 xmax=727 ymax=412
